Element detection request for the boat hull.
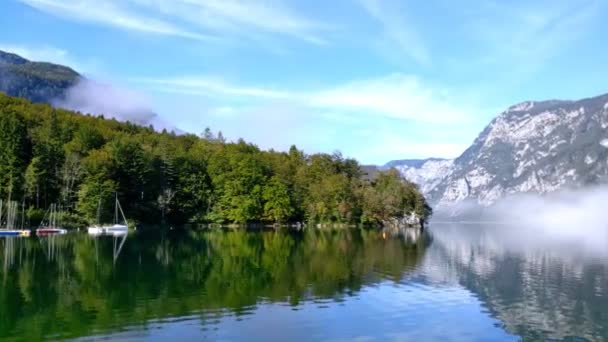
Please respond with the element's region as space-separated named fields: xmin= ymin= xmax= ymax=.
xmin=88 ymin=225 xmax=128 ymax=236
xmin=87 ymin=226 xmax=105 ymax=235
xmin=0 ymin=230 xmax=31 ymax=237
xmin=106 ymin=224 xmax=128 ymax=236
xmin=36 ymin=228 xmax=68 ymax=236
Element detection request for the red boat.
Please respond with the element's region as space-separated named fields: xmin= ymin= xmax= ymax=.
xmin=36 ymin=204 xmax=68 ymax=236
xmin=36 ymin=228 xmax=67 ymax=236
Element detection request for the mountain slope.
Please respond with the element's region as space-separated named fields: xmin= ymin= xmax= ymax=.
xmin=383 ymin=158 xmax=447 ymax=169
xmin=435 ymin=94 xmax=608 ymax=208
xmin=0 ymin=50 xmax=80 ymax=103
xmin=389 ymin=92 xmax=608 ymax=212
xmin=382 ymin=158 xmax=454 ymax=196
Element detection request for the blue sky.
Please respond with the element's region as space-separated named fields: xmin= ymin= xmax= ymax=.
xmin=1 ymin=0 xmax=607 ymax=164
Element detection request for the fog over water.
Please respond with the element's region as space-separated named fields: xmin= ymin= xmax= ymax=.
xmin=433 ymin=186 xmax=608 ymax=258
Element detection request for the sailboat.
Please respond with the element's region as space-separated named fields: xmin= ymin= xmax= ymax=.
xmin=36 ymin=203 xmax=68 ymax=236
xmin=0 ymin=200 xmax=31 ymax=237
xmin=88 ymin=195 xmax=129 ymax=236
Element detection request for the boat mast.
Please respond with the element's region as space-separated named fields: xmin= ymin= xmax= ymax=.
xmin=39 ymin=205 xmax=49 ymax=229
xmin=96 ymin=198 xmax=101 ymax=225
xmin=116 ymin=198 xmax=128 ymax=226
xmin=114 ymin=193 xmax=118 ymax=225
xmin=57 ymin=204 xmax=62 ymax=229
xmin=51 ymin=204 xmax=55 ymax=229
xmin=6 ymin=202 xmax=15 ymax=230
xmin=20 ymin=199 xmax=25 ymax=230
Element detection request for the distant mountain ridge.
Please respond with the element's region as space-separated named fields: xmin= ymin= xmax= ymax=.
xmin=382 ymin=158 xmax=447 ymax=170
xmin=386 ymin=92 xmax=608 ymax=214
xmin=0 ymin=49 xmax=80 ymax=103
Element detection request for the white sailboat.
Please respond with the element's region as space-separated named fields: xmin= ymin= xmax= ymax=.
xmin=87 ymin=199 xmax=104 ymax=236
xmin=88 ymin=195 xmax=129 ymax=236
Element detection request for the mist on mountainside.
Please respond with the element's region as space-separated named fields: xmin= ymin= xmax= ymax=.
xmin=53 ymin=79 xmax=178 ymax=132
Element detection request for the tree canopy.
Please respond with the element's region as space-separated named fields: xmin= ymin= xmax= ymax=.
xmin=0 ymin=93 xmax=431 ymax=227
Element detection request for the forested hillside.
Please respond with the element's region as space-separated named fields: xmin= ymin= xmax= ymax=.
xmin=0 ymin=50 xmax=80 ymax=103
xmin=0 ymin=93 xmax=431 ymax=227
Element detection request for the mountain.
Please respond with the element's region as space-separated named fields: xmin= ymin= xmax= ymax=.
xmin=0 ymin=50 xmax=80 ymax=103
xmin=382 ymin=158 xmax=454 ymax=196
xmin=383 ymin=158 xmax=447 ymax=169
xmin=389 ymin=93 xmax=608 ymax=213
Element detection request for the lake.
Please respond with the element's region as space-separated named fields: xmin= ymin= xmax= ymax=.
xmin=1 ymin=224 xmax=607 ymax=341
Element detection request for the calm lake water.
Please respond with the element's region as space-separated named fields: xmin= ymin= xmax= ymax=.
xmin=1 ymin=224 xmax=607 ymax=341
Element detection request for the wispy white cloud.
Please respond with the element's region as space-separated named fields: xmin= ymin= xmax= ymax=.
xmin=135 ymin=73 xmax=482 ymax=162
xmin=19 ymin=0 xmax=215 ymax=42
xmin=136 ymin=73 xmax=476 ymax=124
xmin=308 ymin=74 xmax=471 ymax=124
xmin=357 ymin=0 xmax=430 ymax=66
xmin=137 ymin=76 xmax=291 ymax=99
xmin=468 ymin=0 xmax=603 ymax=73
xmin=19 ymin=0 xmax=329 ymax=46
xmin=135 ymin=0 xmax=331 ymax=45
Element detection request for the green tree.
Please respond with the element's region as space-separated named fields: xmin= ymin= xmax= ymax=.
xmin=263 ymin=177 xmax=293 ymax=223
xmin=0 ymin=108 xmax=29 ymax=201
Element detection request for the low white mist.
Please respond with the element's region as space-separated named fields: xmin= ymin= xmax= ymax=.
xmin=432 ymin=186 xmax=608 ymax=258
xmin=54 ymin=79 xmax=176 ymax=131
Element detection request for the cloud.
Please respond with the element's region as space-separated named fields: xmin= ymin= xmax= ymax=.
xmin=308 ymin=74 xmax=472 ymax=124
xmin=54 ymin=79 xmax=177 ymax=131
xmin=19 ymin=0 xmax=215 ymax=42
xmin=357 ymin=0 xmax=430 ymax=66
xmin=137 ymin=73 xmax=476 ymax=124
xmin=134 ymin=0 xmax=331 ymax=45
xmin=137 ymin=76 xmax=291 ymax=99
xmin=19 ymin=0 xmax=329 ymax=46
xmin=467 ymin=0 xmax=603 ymax=74
xmin=137 ymin=73 xmax=482 ymax=163
xmin=196 ymin=103 xmax=471 ymax=164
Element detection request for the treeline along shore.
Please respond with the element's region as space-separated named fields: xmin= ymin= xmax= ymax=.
xmin=0 ymin=93 xmax=431 ymax=229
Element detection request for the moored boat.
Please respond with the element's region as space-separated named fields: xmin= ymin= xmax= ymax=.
xmin=0 ymin=230 xmax=30 ymax=237
xmin=0 ymin=200 xmax=30 ymax=237
xmin=36 ymin=228 xmax=67 ymax=236
xmin=36 ymin=204 xmax=68 ymax=236
xmin=88 ymin=195 xmax=130 ymax=236
xmin=87 ymin=226 xmax=104 ymax=235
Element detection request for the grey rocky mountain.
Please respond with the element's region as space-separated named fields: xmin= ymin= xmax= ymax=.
xmin=382 ymin=158 xmax=454 ymax=196
xmin=388 ymin=93 xmax=608 ymax=213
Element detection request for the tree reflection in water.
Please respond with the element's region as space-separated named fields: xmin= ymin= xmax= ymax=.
xmin=0 ymin=227 xmax=430 ymax=340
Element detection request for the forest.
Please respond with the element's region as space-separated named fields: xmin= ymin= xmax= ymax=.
xmin=0 ymin=93 xmax=431 ymax=228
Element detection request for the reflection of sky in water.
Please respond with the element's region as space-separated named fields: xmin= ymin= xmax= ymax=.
xmin=85 ymin=282 xmax=516 ymax=342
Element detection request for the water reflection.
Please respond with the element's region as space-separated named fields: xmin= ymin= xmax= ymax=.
xmin=1 ymin=225 xmax=605 ymax=341
xmin=427 ymin=223 xmax=608 ymax=341
xmin=0 ymin=228 xmax=430 ymax=340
